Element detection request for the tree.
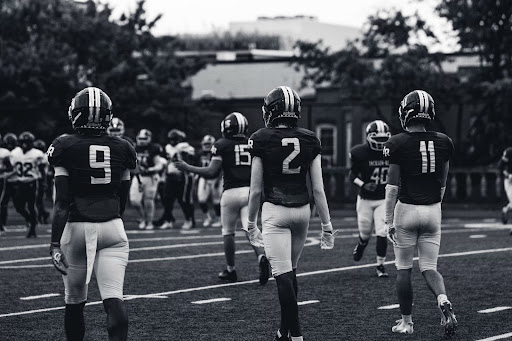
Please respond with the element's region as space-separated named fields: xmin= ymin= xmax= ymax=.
xmin=0 ymin=0 xmax=208 ymax=142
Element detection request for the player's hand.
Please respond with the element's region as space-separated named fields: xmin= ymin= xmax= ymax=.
xmin=363 ymin=182 xmax=378 ymax=192
xmin=244 ymin=221 xmax=264 ymax=248
xmin=174 ymin=160 xmax=188 ymax=171
xmin=320 ymin=222 xmax=338 ymax=250
xmin=386 ymin=223 xmax=397 ymax=246
xmin=50 ymin=245 xmax=68 ymax=275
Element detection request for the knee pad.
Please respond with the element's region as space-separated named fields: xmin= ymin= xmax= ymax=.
xmin=222 ymin=225 xmax=235 ymax=236
xmin=270 ymin=260 xmax=293 ymax=277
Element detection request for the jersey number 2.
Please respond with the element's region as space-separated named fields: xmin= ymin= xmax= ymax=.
xmin=90 ymin=145 xmax=111 ymax=184
xmin=420 ymin=141 xmax=435 ymax=173
xmin=282 ymin=138 xmax=301 ymax=174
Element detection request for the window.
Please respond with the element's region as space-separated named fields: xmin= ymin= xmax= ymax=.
xmin=316 ymin=123 xmax=337 ymax=167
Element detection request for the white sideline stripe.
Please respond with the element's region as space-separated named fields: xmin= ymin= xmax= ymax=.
xmin=192 ymin=298 xmax=231 ymax=304
xmin=2 ymin=246 xmax=512 ymax=318
xmin=20 ymin=293 xmax=60 ymax=301
xmin=297 ymin=300 xmax=319 ymax=306
xmin=124 ymin=294 xmax=168 ymax=300
xmin=180 ymin=230 xmax=200 ymax=234
xmin=478 ymin=306 xmax=512 ymax=314
xmin=378 ymin=304 xmax=400 ymax=310
xmin=475 ymin=332 xmax=512 ymax=341
xmin=469 ymin=234 xmax=487 ymax=239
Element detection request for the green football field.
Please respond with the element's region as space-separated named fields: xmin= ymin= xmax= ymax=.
xmin=0 ymin=204 xmax=511 ymax=341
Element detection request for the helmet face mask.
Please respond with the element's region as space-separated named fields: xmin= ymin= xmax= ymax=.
xmin=107 ymin=117 xmax=125 ymax=137
xmin=398 ymin=90 xmax=435 ymax=130
xmin=262 ymin=86 xmax=301 ymax=128
xmin=221 ymin=112 xmax=248 ymax=138
xmin=136 ymin=129 xmax=152 ymax=147
xmin=201 ymin=135 xmax=216 ymax=151
xmin=68 ymin=87 xmax=113 ymax=133
xmin=366 ymin=120 xmax=391 ymax=151
xmin=18 ymin=131 xmax=35 ymax=152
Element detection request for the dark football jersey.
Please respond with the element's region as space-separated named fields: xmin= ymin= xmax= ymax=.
xmin=249 ymin=127 xmax=321 ymax=207
xmin=384 ymin=131 xmax=454 ymax=205
xmin=48 ymin=133 xmax=137 ymax=222
xmin=499 ymin=147 xmax=512 ymax=174
xmin=211 ymin=137 xmax=250 ymax=190
xmin=135 ymin=143 xmax=162 ymax=174
xmin=350 ymin=143 xmax=389 ymax=200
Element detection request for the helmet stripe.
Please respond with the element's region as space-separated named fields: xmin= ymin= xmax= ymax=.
xmin=279 ymin=86 xmax=291 ymax=112
xmin=233 ymin=112 xmax=244 ymax=134
xmin=376 ymin=120 xmax=384 ymax=133
xmin=285 ymin=86 xmax=294 ymax=112
xmin=94 ymin=87 xmax=101 ymax=122
xmin=87 ymin=87 xmax=94 ymax=123
xmin=421 ymin=90 xmax=429 ymax=113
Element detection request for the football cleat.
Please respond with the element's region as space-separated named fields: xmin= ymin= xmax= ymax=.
xmin=274 ymin=329 xmax=290 ymax=341
xmin=181 ymin=219 xmax=195 ymax=230
xmin=392 ymin=319 xmax=414 ymax=334
xmin=352 ymin=242 xmax=368 ymax=261
xmin=439 ymin=301 xmax=457 ymax=337
xmin=259 ymin=255 xmax=270 ymax=285
xmin=211 ymin=219 xmax=222 ymax=228
xmin=159 ymin=221 xmax=173 ymax=230
xmin=376 ymin=264 xmax=389 ymax=278
xmin=138 ymin=220 xmax=146 ymax=230
xmin=218 ymin=269 xmax=237 ymax=282
xmin=145 ymin=223 xmax=154 ymax=230
xmin=501 ymin=209 xmax=508 ymax=224
xmin=203 ymin=213 xmax=212 ymax=227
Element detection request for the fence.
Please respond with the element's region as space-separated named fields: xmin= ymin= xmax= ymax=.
xmin=323 ymin=167 xmax=506 ymax=203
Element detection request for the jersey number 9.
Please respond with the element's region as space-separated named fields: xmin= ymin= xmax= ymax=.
xmin=89 ymin=145 xmax=111 ymax=184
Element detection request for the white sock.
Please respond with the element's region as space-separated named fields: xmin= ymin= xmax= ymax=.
xmin=258 ymin=254 xmax=264 ymax=262
xmin=376 ymin=256 xmax=386 ymax=265
xmin=291 ymin=337 xmax=303 ymax=341
xmin=402 ymin=314 xmax=412 ymax=324
xmin=437 ymin=294 xmax=448 ymax=306
xmin=227 ymin=265 xmax=235 ymax=272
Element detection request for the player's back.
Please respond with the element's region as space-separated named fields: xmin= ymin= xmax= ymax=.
xmin=384 ymin=131 xmax=454 ymax=205
xmin=350 ymin=143 xmax=389 ymax=200
xmin=211 ymin=136 xmax=251 ymax=190
xmin=48 ymin=133 xmax=136 ymax=222
xmin=249 ymin=127 xmax=321 ymax=207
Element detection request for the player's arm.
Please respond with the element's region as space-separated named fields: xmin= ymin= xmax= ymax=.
xmin=50 ymin=167 xmax=71 ymax=275
xmin=349 ymin=154 xmax=377 ymax=192
xmin=119 ymin=169 xmax=131 ymax=215
xmin=384 ymin=163 xmax=400 ymax=245
xmin=174 ymin=158 xmax=222 ymax=179
xmin=440 ymin=160 xmax=449 ymax=201
xmin=0 ymin=158 xmax=15 ymax=179
xmin=247 ymin=156 xmax=263 ymax=225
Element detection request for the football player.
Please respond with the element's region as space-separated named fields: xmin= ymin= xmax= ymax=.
xmin=384 ymin=90 xmax=457 ymax=336
xmin=9 ymin=131 xmax=47 ymax=237
xmin=0 ymin=135 xmax=14 ymax=235
xmin=48 ymin=86 xmax=136 ymax=341
xmin=130 ymin=129 xmax=164 ymax=230
xmin=34 ymin=139 xmax=51 ymax=224
xmin=1 ymin=133 xmax=18 ymax=227
xmin=196 ymin=134 xmax=222 ymax=227
xmin=245 ymin=86 xmax=335 ymax=341
xmin=155 ymin=129 xmax=196 ymax=229
xmin=350 ymin=120 xmax=391 ymax=277
xmin=498 ymin=146 xmax=512 ymax=229
xmin=175 ymin=112 xmax=270 ymax=284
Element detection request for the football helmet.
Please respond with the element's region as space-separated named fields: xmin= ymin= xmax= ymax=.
xmin=168 ymin=129 xmax=186 ymax=146
xmin=366 ymin=120 xmax=391 ymax=151
xmin=68 ymin=87 xmax=113 ymax=131
xmin=107 ymin=117 xmax=125 ymax=137
xmin=398 ymin=90 xmax=435 ymax=129
xmin=34 ymin=139 xmax=47 ymax=151
xmin=201 ymin=135 xmax=216 ymax=152
xmin=221 ymin=112 xmax=248 ymax=138
xmin=2 ymin=133 xmax=17 ymax=150
xmin=136 ymin=129 xmax=152 ymax=147
xmin=262 ymin=86 xmax=301 ymax=127
xmin=18 ymin=131 xmax=35 ymax=151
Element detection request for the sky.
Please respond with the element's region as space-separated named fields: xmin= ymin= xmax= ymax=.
xmin=104 ymin=0 xmax=457 ymax=50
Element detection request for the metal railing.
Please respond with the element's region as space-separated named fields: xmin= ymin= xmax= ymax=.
xmin=323 ymin=167 xmax=505 ymax=203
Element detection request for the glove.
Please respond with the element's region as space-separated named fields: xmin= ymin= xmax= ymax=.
xmin=386 ymin=223 xmax=397 ymax=246
xmin=320 ymin=222 xmax=338 ymax=250
xmin=244 ymin=221 xmax=264 ymax=248
xmin=50 ymin=243 xmax=69 ymax=275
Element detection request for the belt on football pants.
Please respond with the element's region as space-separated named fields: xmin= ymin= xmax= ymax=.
xmin=84 ymin=224 xmax=99 ymax=285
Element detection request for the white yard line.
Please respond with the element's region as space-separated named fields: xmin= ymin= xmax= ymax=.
xmin=377 ymin=304 xmax=400 ymax=310
xmin=478 ymin=307 xmax=512 ymax=314
xmin=2 ymin=246 xmax=512 ymax=318
xmin=191 ymin=298 xmax=231 ymax=304
xmin=20 ymin=293 xmax=60 ymax=301
xmin=475 ymin=333 xmax=512 ymax=341
xmin=297 ymin=300 xmax=319 ymax=306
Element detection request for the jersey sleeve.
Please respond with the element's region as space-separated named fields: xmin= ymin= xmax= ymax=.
xmin=211 ymin=139 xmax=226 ymax=160
xmin=47 ymin=136 xmax=69 ymax=168
xmin=248 ymin=130 xmax=266 ymax=158
xmin=349 ymin=147 xmax=363 ymax=175
xmin=124 ymin=141 xmax=137 ymax=170
xmin=383 ymin=138 xmax=401 ymax=165
xmin=312 ymin=136 xmax=322 ymax=157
